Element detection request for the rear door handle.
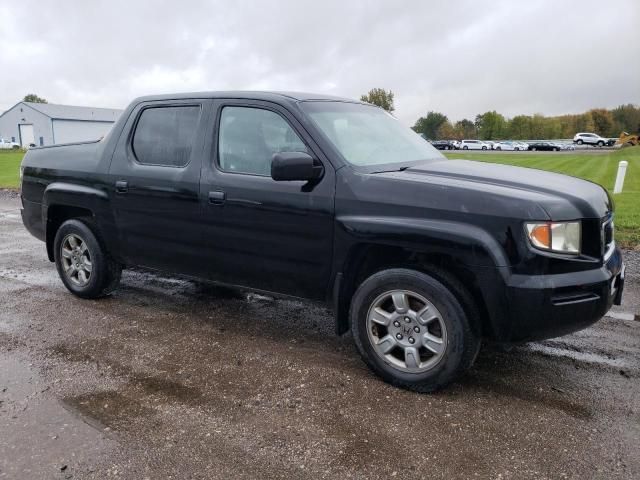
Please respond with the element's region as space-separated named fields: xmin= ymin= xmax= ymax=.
xmin=208 ymin=190 xmax=226 ymax=205
xmin=115 ymin=180 xmax=128 ymax=193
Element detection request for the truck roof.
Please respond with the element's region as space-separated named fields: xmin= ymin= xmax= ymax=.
xmin=133 ymin=91 xmax=358 ymax=104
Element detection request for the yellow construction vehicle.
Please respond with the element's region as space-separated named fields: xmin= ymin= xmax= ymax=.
xmin=615 ymin=132 xmax=639 ymax=147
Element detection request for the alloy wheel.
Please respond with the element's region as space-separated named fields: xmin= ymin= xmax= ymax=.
xmin=367 ymin=289 xmax=447 ymax=373
xmin=60 ymin=234 xmax=92 ymax=286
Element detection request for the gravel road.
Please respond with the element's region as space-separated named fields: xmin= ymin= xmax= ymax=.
xmin=0 ymin=193 xmax=638 ymax=479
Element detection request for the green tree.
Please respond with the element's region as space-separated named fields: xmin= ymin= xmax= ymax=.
xmin=360 ymin=88 xmax=395 ymax=112
xmin=454 ymin=119 xmax=476 ymax=139
xmin=436 ymin=121 xmax=457 ymax=140
xmin=611 ymin=104 xmax=640 ymax=134
xmin=575 ymin=112 xmax=595 ymax=134
xmin=475 ymin=111 xmax=507 ymax=140
xmin=508 ymin=115 xmax=531 ymax=139
xmin=23 ymin=93 xmax=48 ymax=103
xmin=412 ymin=111 xmax=448 ymax=140
xmin=589 ymin=109 xmax=615 ymax=137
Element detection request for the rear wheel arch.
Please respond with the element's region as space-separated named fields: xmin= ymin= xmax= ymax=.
xmin=45 ymin=204 xmax=95 ymax=261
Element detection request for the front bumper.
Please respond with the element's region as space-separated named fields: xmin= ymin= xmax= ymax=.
xmin=482 ymin=247 xmax=624 ymax=343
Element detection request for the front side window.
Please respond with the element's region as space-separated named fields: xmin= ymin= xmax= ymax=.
xmin=132 ymin=105 xmax=201 ymax=167
xmin=218 ymin=106 xmax=307 ymax=176
xmin=301 ymin=101 xmax=443 ymax=168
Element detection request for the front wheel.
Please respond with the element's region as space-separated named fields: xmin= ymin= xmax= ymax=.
xmin=577 ymin=139 xmax=583 ymax=145
xmin=350 ymin=269 xmax=480 ymax=392
xmin=531 ymin=147 xmax=537 ymax=151
xmin=482 ymin=146 xmax=487 ymax=150
xmin=597 ymin=141 xmax=604 ymax=147
xmin=54 ymin=219 xmax=121 ymax=299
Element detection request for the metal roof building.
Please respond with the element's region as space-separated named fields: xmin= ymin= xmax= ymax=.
xmin=0 ymin=101 xmax=123 ymax=147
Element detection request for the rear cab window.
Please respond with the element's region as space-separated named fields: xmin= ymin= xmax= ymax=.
xmin=132 ymin=105 xmax=201 ymax=167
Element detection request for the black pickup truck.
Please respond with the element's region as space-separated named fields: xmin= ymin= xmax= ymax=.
xmin=20 ymin=92 xmax=625 ymax=392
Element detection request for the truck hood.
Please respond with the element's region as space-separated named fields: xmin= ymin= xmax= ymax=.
xmin=377 ymin=159 xmax=612 ymax=220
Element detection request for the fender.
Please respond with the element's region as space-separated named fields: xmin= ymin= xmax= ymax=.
xmin=42 ymin=182 xmax=120 ymax=261
xmin=331 ymin=215 xmax=512 ymax=336
xmin=335 ymin=215 xmax=510 ymax=268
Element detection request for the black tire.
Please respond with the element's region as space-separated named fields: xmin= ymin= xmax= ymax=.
xmin=577 ymin=139 xmax=583 ymax=145
xmin=11 ymin=145 xmax=19 ymax=150
xmin=482 ymin=146 xmax=487 ymax=150
xmin=531 ymin=147 xmax=537 ymax=151
xmin=462 ymin=146 xmax=468 ymax=150
xmin=515 ymin=147 xmax=519 ymax=151
xmin=53 ymin=218 xmax=121 ymax=299
xmin=350 ymin=268 xmax=480 ymax=392
xmin=496 ymin=146 xmax=501 ymax=150
xmin=597 ymin=141 xmax=604 ymax=147
xmin=554 ymin=147 xmax=560 ymax=151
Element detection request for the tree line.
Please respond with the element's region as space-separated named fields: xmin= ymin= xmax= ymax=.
xmin=359 ymin=88 xmax=640 ymax=141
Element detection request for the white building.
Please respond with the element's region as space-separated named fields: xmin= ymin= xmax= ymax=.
xmin=0 ymin=101 xmax=122 ymax=147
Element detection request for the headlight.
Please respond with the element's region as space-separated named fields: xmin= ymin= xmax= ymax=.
xmin=526 ymin=221 xmax=581 ymax=254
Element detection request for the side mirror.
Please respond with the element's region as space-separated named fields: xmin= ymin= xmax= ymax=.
xmin=271 ymin=152 xmax=323 ymax=182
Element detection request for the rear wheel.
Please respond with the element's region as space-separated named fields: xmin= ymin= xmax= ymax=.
xmin=577 ymin=139 xmax=584 ymax=145
xmin=496 ymin=146 xmax=502 ymax=150
xmin=54 ymin=219 xmax=121 ymax=299
xmin=350 ymin=269 xmax=480 ymax=392
xmin=531 ymin=147 xmax=537 ymax=151
xmin=462 ymin=146 xmax=468 ymax=150
xmin=482 ymin=146 xmax=487 ymax=150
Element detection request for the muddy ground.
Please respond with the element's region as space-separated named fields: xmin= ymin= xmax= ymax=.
xmin=0 ymin=193 xmax=638 ymax=479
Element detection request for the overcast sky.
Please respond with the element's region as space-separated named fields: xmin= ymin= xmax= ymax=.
xmin=0 ymin=0 xmax=638 ymax=125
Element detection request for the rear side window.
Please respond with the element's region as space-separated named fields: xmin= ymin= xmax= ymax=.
xmin=132 ymin=106 xmax=200 ymax=167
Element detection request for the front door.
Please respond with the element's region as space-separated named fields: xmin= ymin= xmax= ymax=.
xmin=108 ymin=100 xmax=209 ymax=275
xmin=200 ymin=100 xmax=335 ymax=300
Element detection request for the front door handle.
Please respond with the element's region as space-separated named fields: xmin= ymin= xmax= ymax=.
xmin=115 ymin=180 xmax=128 ymax=193
xmin=208 ymin=190 xmax=226 ymax=205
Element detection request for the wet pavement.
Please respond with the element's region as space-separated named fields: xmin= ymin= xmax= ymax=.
xmin=0 ymin=192 xmax=639 ymax=479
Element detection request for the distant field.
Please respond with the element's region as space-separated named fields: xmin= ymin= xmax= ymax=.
xmin=445 ymin=147 xmax=640 ymax=249
xmin=1 ymin=147 xmax=638 ymax=247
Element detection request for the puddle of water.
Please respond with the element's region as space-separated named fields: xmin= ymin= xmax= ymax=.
xmin=527 ymin=343 xmax=631 ymax=368
xmin=0 ymin=352 xmax=114 ymax=477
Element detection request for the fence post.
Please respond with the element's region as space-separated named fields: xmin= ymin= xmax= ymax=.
xmin=613 ymin=160 xmax=628 ymax=194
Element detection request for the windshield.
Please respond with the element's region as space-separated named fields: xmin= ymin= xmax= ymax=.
xmin=300 ymin=101 xmax=444 ymax=167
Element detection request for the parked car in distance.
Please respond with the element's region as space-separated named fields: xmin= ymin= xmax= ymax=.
xmin=573 ymin=132 xmax=607 ymax=147
xmin=561 ymin=143 xmax=576 ymax=151
xmin=0 ymin=138 xmax=20 ymax=149
xmin=19 ymin=91 xmax=624 ymax=393
xmin=494 ymin=141 xmax=516 ymax=151
xmin=460 ymin=139 xmax=487 ymax=150
xmin=528 ymin=141 xmax=561 ymax=151
xmin=514 ymin=142 xmax=528 ymax=150
xmin=431 ymin=140 xmax=456 ymax=150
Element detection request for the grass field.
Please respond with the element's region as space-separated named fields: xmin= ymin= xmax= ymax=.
xmin=1 ymin=147 xmax=638 ymax=247
xmin=0 ymin=149 xmax=23 ymax=189
xmin=444 ymin=147 xmax=640 ymax=249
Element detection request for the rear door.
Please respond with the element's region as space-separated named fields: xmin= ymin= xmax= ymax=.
xmin=108 ymin=99 xmax=210 ymax=275
xmin=199 ymin=100 xmax=335 ymax=300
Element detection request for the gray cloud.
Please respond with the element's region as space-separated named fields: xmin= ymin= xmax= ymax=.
xmin=1 ymin=0 xmax=638 ymax=125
